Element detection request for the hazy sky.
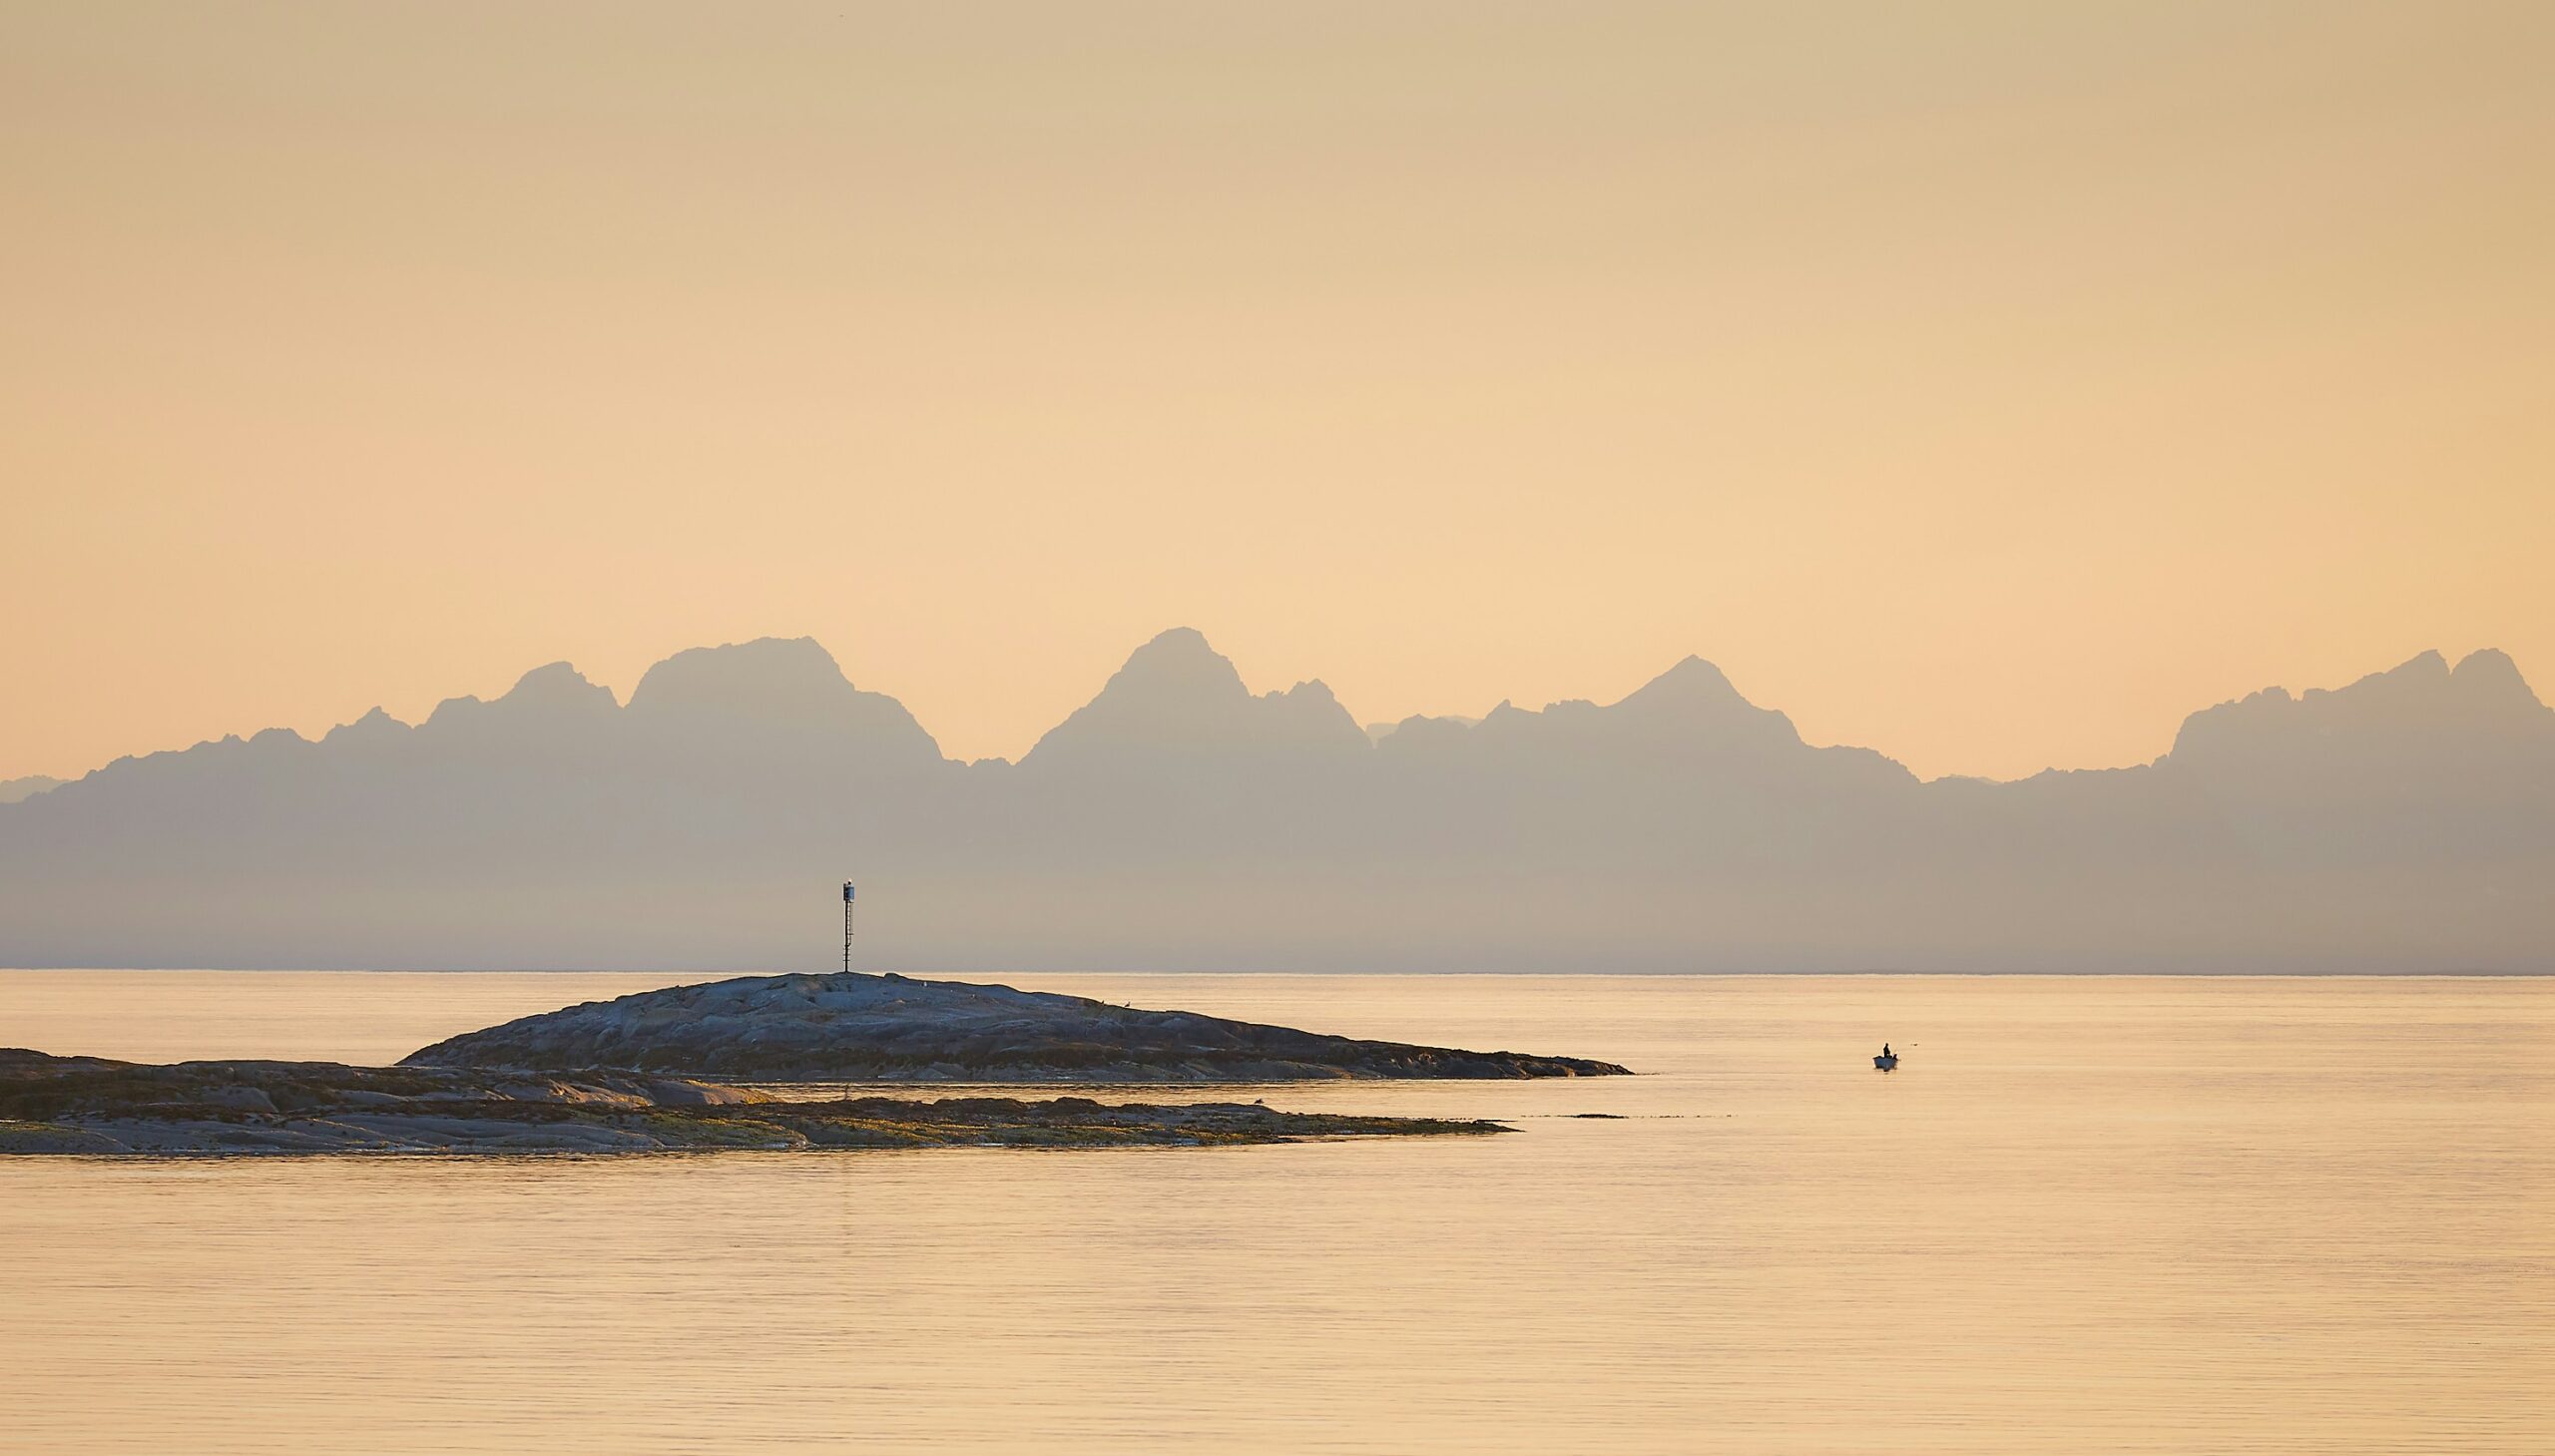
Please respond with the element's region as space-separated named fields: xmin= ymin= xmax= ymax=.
xmin=6 ymin=2 xmax=2550 ymax=783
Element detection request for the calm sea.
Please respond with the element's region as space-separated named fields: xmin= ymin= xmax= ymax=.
xmin=2 ymin=971 xmax=2548 ymax=1454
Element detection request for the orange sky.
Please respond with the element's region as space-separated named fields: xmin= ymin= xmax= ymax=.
xmin=6 ymin=2 xmax=2551 ymax=783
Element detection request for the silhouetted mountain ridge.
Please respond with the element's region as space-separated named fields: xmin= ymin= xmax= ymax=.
xmin=2 ymin=635 xmax=2546 ymax=973
xmin=1023 ymin=628 xmax=1367 ymax=768
xmin=2168 ymin=649 xmax=2553 ymax=774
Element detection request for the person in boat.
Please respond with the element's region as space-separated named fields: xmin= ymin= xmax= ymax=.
xmin=1880 ymin=1043 xmax=1892 ymax=1058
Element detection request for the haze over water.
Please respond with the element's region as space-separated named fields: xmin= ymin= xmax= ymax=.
xmin=4 ymin=970 xmax=2547 ymax=1454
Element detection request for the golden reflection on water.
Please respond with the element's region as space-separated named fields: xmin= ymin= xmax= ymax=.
xmin=2 ymin=972 xmax=2549 ymax=1454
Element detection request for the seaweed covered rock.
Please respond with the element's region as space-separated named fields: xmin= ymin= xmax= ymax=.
xmin=0 ymin=1049 xmax=1508 ymax=1156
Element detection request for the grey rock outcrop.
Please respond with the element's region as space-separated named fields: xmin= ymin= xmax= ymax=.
xmin=400 ymin=971 xmax=1632 ymax=1082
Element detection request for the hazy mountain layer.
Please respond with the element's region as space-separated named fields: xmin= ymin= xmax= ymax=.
xmin=0 ymin=775 xmax=60 ymax=805
xmin=3 ymin=632 xmax=2548 ymax=973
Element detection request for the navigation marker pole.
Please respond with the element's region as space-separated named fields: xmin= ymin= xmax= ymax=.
xmin=853 ymin=878 xmax=873 ymax=970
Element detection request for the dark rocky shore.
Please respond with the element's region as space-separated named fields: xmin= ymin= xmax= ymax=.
xmin=0 ymin=1050 xmax=1505 ymax=1155
xmin=402 ymin=970 xmax=1632 ymax=1083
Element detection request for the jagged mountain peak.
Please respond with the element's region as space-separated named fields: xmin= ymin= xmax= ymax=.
xmin=1611 ymin=655 xmax=1762 ymax=719
xmin=321 ymin=707 xmax=409 ymax=747
xmin=629 ymin=637 xmax=853 ymax=713
xmin=424 ymin=662 xmax=616 ymax=728
xmin=2450 ymin=648 xmax=2546 ymax=711
xmin=1471 ymin=653 xmax=1800 ymax=749
xmin=509 ymin=661 xmax=610 ymax=701
xmin=1276 ymin=679 xmax=1345 ymax=710
xmin=624 ymin=636 xmax=942 ymax=761
xmin=1107 ymin=627 xmax=1252 ymax=699
xmin=2168 ymin=648 xmax=2553 ymax=769
xmin=1023 ymin=629 xmax=1362 ymax=766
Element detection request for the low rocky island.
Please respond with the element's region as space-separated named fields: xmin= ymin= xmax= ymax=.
xmin=0 ymin=1050 xmax=1504 ymax=1155
xmin=401 ymin=970 xmax=1632 ymax=1083
xmin=0 ymin=972 xmax=1626 ymax=1156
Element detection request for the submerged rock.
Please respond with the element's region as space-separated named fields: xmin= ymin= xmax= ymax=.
xmin=399 ymin=971 xmax=1631 ymax=1083
xmin=0 ymin=1049 xmax=1507 ymax=1156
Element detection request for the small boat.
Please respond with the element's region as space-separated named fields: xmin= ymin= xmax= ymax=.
xmin=1873 ymin=1052 xmax=1899 ymax=1071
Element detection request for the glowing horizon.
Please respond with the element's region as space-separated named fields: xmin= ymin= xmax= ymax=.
xmin=8 ymin=3 xmax=2550 ymax=783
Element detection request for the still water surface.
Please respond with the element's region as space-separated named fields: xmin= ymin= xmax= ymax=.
xmin=2 ymin=971 xmax=2549 ymax=1454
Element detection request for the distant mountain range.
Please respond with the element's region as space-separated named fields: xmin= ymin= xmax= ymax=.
xmin=4 ymin=631 xmax=2549 ymax=972
xmin=0 ymin=775 xmax=61 ymax=805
